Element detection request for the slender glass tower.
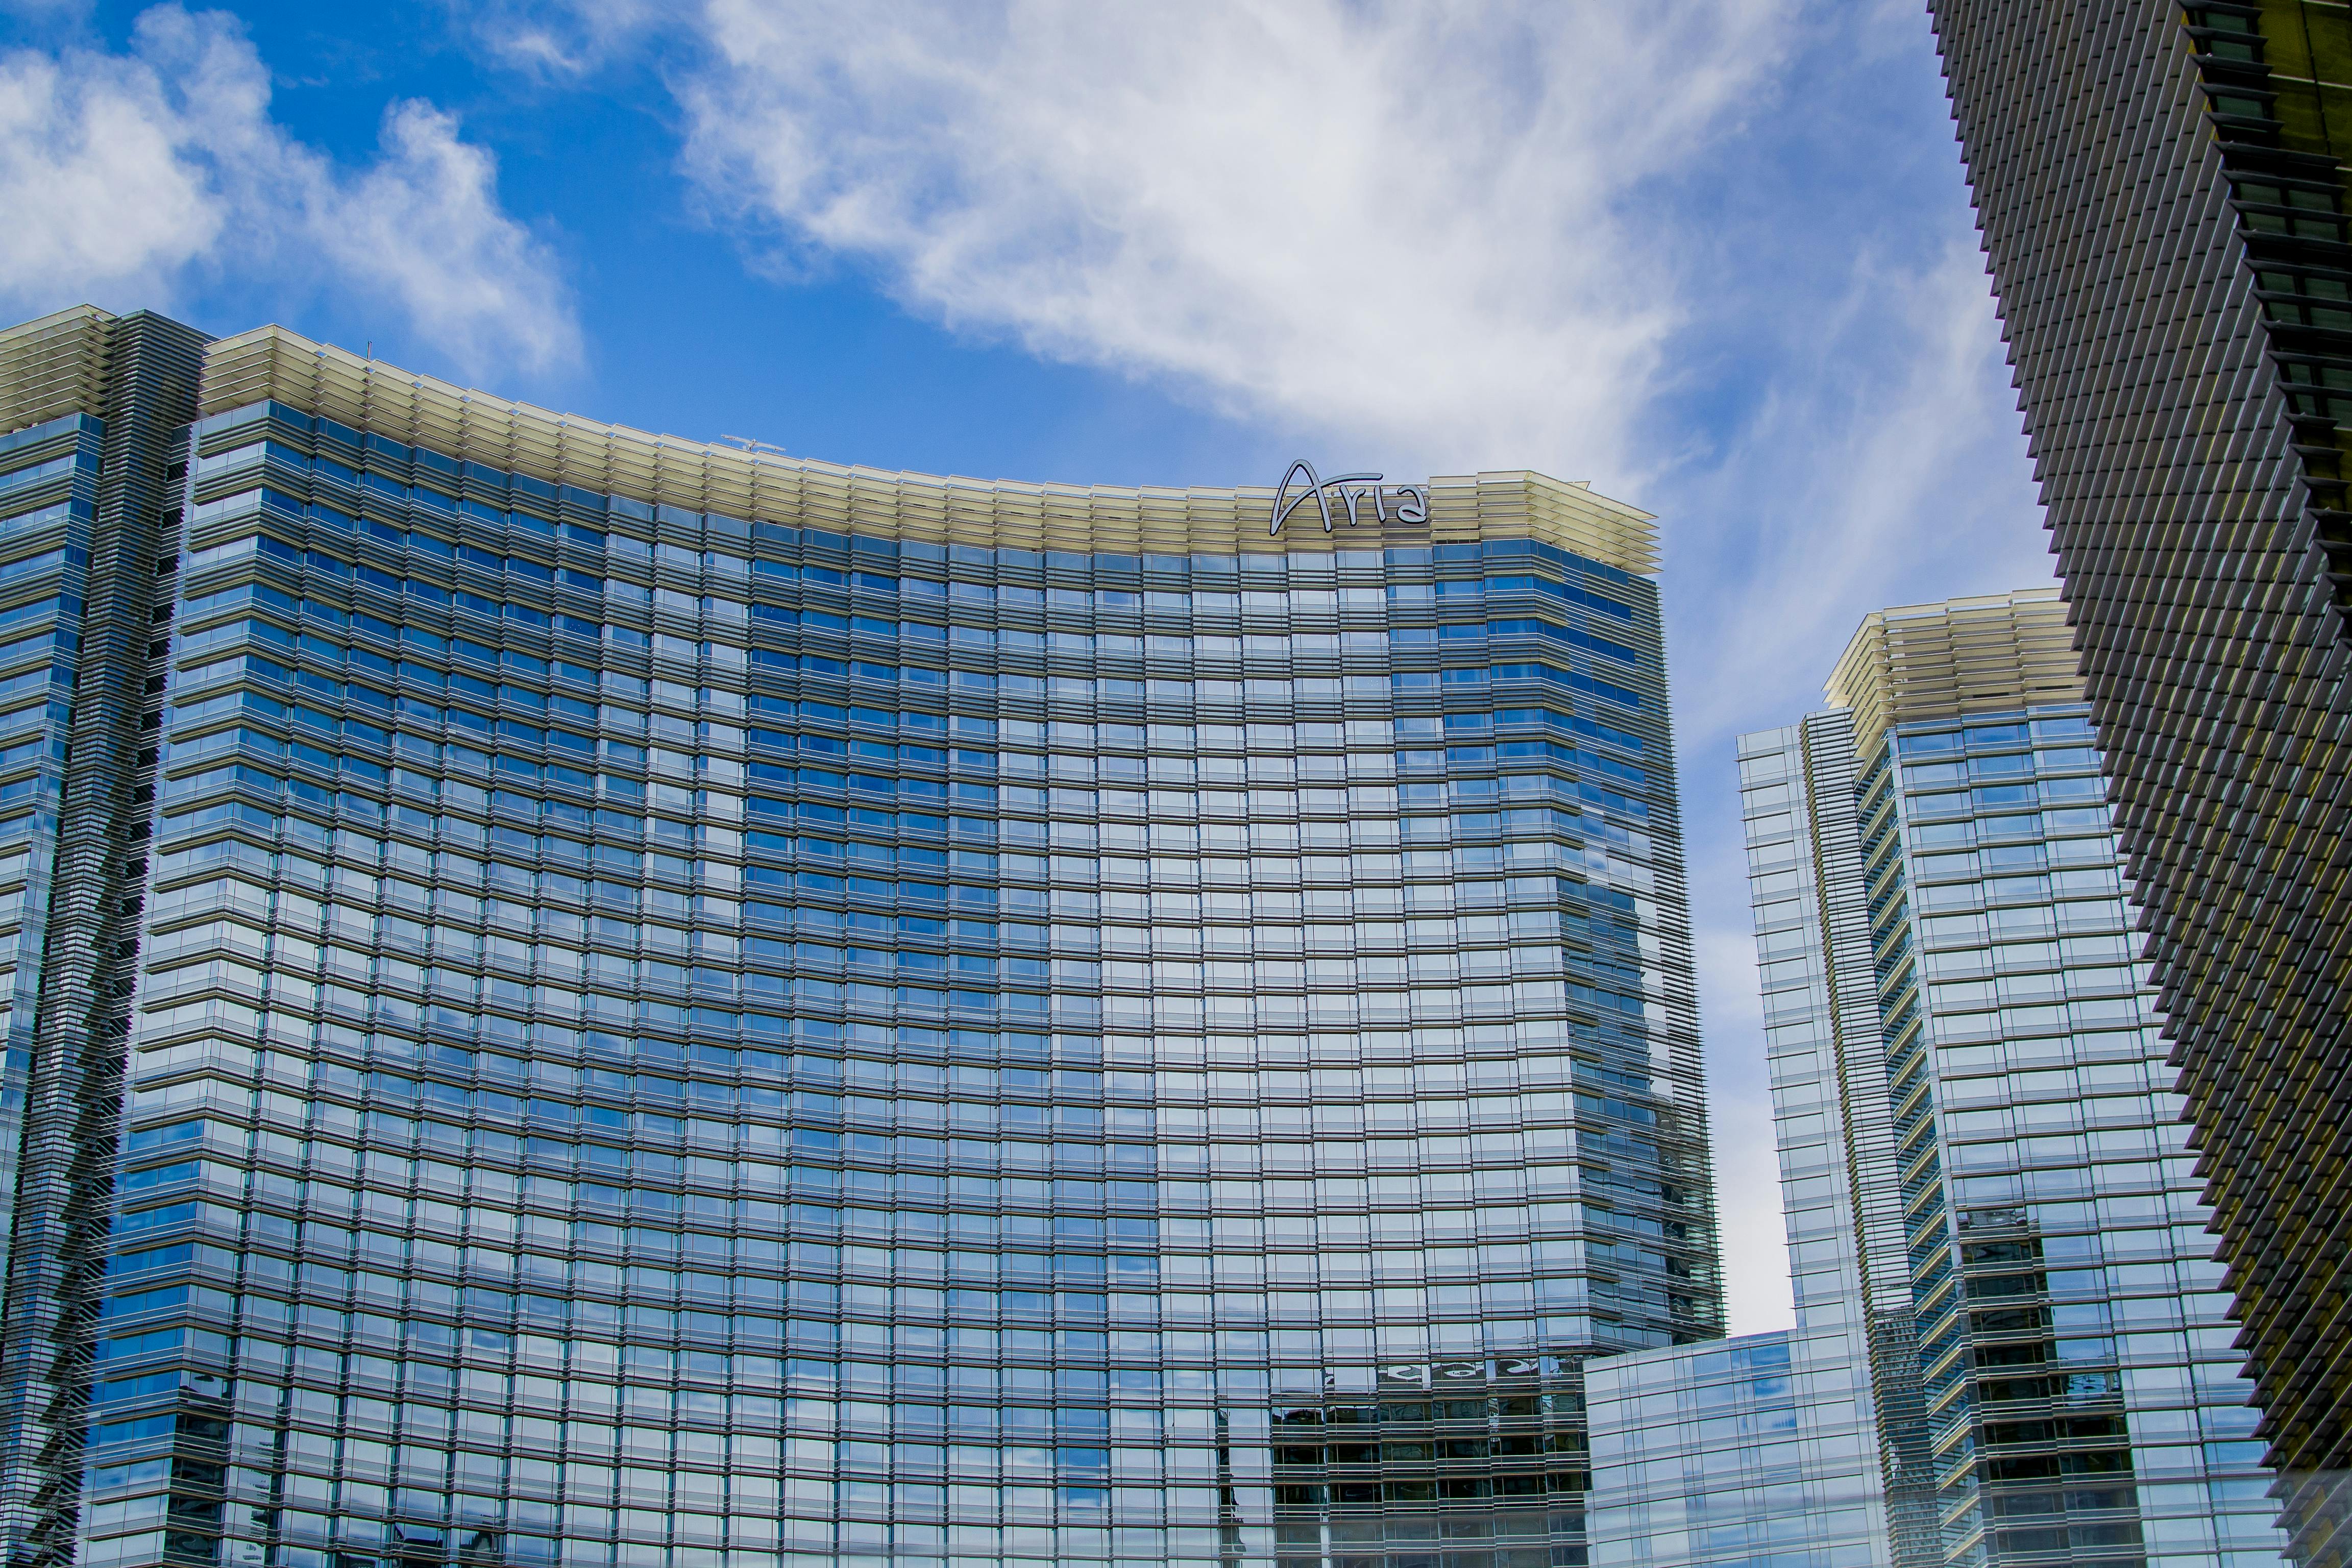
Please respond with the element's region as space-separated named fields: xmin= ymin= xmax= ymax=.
xmin=0 ymin=306 xmax=212 ymax=1564
xmin=0 ymin=306 xmax=1718 ymax=1568
xmin=1736 ymin=590 xmax=2283 ymax=1568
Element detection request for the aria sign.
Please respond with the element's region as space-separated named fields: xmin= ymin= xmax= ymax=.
xmin=1269 ymin=459 xmax=1430 ymax=537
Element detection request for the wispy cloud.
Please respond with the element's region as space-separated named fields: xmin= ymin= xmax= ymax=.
xmin=310 ymin=100 xmax=582 ymax=376
xmin=452 ymin=0 xmax=662 ymax=80
xmin=0 ymin=5 xmax=580 ymax=375
xmin=1668 ymin=238 xmax=2054 ymax=750
xmin=672 ymin=0 xmax=1786 ymax=478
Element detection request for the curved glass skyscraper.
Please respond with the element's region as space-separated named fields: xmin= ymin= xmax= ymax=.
xmin=0 ymin=306 xmax=1715 ymax=1568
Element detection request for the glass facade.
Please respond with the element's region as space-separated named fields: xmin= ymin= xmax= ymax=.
xmin=1587 ymin=1331 xmax=1892 ymax=1568
xmin=0 ymin=307 xmax=213 ymax=1567
xmin=3 ymin=315 xmax=1719 ymax=1568
xmin=1738 ymin=713 xmax=1937 ymax=1568
xmin=0 ymin=403 xmax=110 ymax=1532
xmin=1736 ymin=592 xmax=2286 ymax=1568
xmin=0 ymin=406 xmax=100 ymax=1291
xmin=1930 ymin=5 xmax=2352 ymax=1520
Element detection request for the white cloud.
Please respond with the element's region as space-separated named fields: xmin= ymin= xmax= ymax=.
xmin=0 ymin=7 xmax=236 ymax=306
xmin=454 ymin=0 xmax=662 ymax=79
xmin=676 ymin=0 xmax=1787 ymax=476
xmin=0 ymin=6 xmax=579 ymax=375
xmin=1697 ymin=922 xmax=1796 ymax=1336
xmin=310 ymin=101 xmax=582 ymax=377
xmin=1712 ymin=1122 xmax=1796 ymax=1336
xmin=1666 ymin=237 xmax=2056 ymax=751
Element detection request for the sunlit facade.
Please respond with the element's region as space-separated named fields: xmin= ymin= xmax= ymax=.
xmin=1737 ymin=592 xmax=2284 ymax=1568
xmin=0 ymin=307 xmax=1718 ymax=1568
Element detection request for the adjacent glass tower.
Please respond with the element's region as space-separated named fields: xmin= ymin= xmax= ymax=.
xmin=0 ymin=306 xmax=1719 ymax=1568
xmin=1929 ymin=4 xmax=2352 ymax=1522
xmin=1587 ymin=713 xmax=1935 ymax=1568
xmin=0 ymin=307 xmax=211 ymax=1565
xmin=1735 ymin=590 xmax=2283 ymax=1568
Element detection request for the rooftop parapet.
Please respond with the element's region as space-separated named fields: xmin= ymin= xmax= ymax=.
xmin=199 ymin=322 xmax=1659 ymax=572
xmin=0 ymin=305 xmax=116 ymax=436
xmin=1826 ymin=586 xmax=2085 ymax=760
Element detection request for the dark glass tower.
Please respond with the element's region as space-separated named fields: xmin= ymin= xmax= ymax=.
xmin=1929 ymin=0 xmax=2352 ymax=1531
xmin=0 ymin=307 xmax=1719 ymax=1568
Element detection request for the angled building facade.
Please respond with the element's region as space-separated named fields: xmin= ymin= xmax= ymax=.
xmin=1928 ymin=0 xmax=2352 ymax=1513
xmin=0 ymin=305 xmax=1718 ymax=1568
xmin=1735 ymin=591 xmax=2283 ymax=1568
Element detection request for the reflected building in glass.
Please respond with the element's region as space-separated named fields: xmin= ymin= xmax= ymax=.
xmin=1734 ymin=589 xmax=2284 ymax=1568
xmin=0 ymin=306 xmax=1719 ymax=1568
xmin=1587 ymin=1329 xmax=1899 ymax=1568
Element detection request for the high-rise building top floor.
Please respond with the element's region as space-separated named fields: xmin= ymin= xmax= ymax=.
xmin=0 ymin=304 xmax=1712 ymax=1568
xmin=1824 ymin=591 xmax=2091 ymax=765
xmin=186 ymin=314 xmax=1662 ymax=573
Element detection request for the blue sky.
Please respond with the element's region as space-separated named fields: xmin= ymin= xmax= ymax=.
xmin=0 ymin=0 xmax=2057 ymax=1333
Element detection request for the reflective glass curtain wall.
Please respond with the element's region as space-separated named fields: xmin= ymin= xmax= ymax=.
xmin=1585 ymin=709 xmax=1935 ymax=1568
xmin=1737 ymin=592 xmax=2285 ymax=1568
xmin=1734 ymin=712 xmax=1940 ymax=1568
xmin=30 ymin=317 xmax=1718 ymax=1568
xmin=0 ymin=307 xmax=210 ymax=1567
xmin=1586 ymin=1331 xmax=1894 ymax=1568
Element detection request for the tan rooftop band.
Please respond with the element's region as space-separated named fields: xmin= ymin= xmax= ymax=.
xmin=0 ymin=304 xmax=114 ymax=439
xmin=197 ymin=323 xmax=1656 ymax=571
xmin=1826 ymin=586 xmax=2086 ymax=761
